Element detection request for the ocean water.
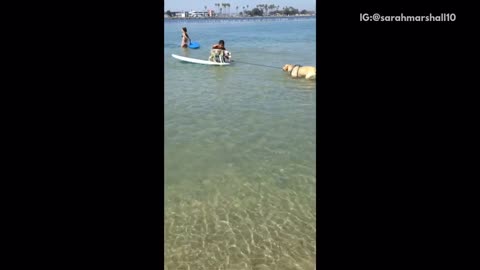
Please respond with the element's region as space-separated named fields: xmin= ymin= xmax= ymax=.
xmin=165 ymin=17 xmax=316 ymax=270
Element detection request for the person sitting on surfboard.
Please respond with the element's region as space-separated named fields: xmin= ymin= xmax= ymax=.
xmin=181 ymin=27 xmax=191 ymax=48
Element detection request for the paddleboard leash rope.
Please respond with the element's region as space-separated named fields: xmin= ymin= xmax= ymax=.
xmin=232 ymin=60 xmax=282 ymax=70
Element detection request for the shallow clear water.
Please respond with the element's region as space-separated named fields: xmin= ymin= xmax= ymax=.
xmin=165 ymin=18 xmax=316 ymax=270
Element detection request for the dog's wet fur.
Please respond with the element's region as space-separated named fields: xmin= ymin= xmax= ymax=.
xmin=282 ymin=64 xmax=316 ymax=80
xmin=209 ymin=49 xmax=232 ymax=63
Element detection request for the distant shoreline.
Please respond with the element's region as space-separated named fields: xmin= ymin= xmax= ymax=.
xmin=164 ymin=15 xmax=315 ymax=20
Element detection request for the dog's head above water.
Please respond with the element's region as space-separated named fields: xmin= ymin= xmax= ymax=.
xmin=282 ymin=64 xmax=294 ymax=72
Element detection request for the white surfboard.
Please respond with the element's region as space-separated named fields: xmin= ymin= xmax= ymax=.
xmin=171 ymin=54 xmax=231 ymax=66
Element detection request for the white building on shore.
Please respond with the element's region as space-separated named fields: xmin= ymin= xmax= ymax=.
xmin=188 ymin=11 xmax=210 ymax=17
xmin=165 ymin=10 xmax=215 ymax=18
xmin=164 ymin=11 xmax=187 ymax=18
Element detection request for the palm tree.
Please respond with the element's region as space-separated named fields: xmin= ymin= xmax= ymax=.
xmin=227 ymin=3 xmax=231 ymax=16
xmin=269 ymin=4 xmax=276 ymax=15
xmin=215 ymin=3 xmax=220 ymax=15
xmin=236 ymin=6 xmax=239 ymax=15
xmin=256 ymin=4 xmax=262 ymax=13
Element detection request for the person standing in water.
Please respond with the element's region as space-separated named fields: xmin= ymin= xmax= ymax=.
xmin=181 ymin=27 xmax=191 ymax=48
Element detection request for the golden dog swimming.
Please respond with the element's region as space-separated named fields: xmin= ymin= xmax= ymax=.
xmin=282 ymin=64 xmax=316 ymax=80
